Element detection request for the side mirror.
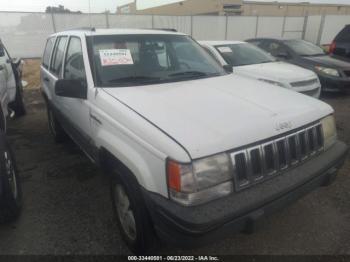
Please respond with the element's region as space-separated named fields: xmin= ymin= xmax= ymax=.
xmin=55 ymin=79 xmax=87 ymax=99
xmin=223 ymin=64 xmax=233 ymax=73
xmin=276 ymin=52 xmax=290 ymax=59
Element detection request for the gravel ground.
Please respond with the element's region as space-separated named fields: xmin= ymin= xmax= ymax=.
xmin=0 ymin=62 xmax=349 ymax=255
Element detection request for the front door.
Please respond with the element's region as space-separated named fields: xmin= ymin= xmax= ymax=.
xmin=58 ymin=36 xmax=95 ymax=159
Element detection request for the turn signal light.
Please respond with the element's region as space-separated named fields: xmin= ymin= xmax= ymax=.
xmin=167 ymin=160 xmax=181 ymax=192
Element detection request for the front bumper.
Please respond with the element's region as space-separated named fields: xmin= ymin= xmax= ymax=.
xmin=143 ymin=141 xmax=348 ymax=248
xmin=318 ymin=74 xmax=350 ymax=92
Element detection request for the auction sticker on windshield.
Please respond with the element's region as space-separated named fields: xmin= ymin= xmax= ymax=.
xmin=99 ymin=49 xmax=134 ymax=66
xmin=218 ymin=47 xmax=232 ymax=53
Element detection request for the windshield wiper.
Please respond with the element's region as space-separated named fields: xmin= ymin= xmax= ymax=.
xmin=108 ymin=76 xmax=161 ymax=83
xmin=168 ymin=71 xmax=209 ymax=78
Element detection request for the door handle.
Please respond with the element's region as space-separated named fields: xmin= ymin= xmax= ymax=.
xmin=0 ymin=65 xmax=4 ymax=71
xmin=43 ymin=77 xmax=50 ymax=82
xmin=90 ymin=114 xmax=102 ymax=125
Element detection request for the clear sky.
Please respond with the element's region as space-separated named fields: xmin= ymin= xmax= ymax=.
xmin=0 ymin=0 xmax=349 ymax=13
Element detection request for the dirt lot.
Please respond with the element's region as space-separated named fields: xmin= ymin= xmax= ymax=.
xmin=0 ymin=59 xmax=349 ymax=255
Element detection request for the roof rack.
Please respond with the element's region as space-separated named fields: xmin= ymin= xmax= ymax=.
xmin=65 ymin=27 xmax=96 ymax=32
xmin=150 ymin=28 xmax=178 ymax=32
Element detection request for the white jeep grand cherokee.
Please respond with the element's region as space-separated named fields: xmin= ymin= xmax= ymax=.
xmin=41 ymin=28 xmax=348 ymax=254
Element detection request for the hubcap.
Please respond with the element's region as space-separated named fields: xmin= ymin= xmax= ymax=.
xmin=4 ymin=151 xmax=17 ymax=200
xmin=114 ymin=184 xmax=137 ymax=241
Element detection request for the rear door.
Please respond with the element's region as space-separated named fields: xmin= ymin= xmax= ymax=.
xmin=333 ymin=25 xmax=350 ymax=62
xmin=47 ymin=36 xmax=68 ymax=107
xmin=41 ymin=36 xmax=56 ymax=100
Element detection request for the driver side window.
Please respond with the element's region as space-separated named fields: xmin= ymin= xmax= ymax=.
xmin=64 ymin=37 xmax=86 ymax=83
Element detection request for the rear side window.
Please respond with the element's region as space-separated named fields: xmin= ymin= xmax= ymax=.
xmin=336 ymin=25 xmax=350 ymax=41
xmin=42 ymin=37 xmax=55 ymax=69
xmin=50 ymin=36 xmax=68 ymax=76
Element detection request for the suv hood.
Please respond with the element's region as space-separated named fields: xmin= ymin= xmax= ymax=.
xmin=103 ymin=75 xmax=333 ymax=159
xmin=234 ymin=61 xmax=316 ymax=83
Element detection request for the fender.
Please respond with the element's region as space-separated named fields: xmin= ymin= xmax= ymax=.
xmin=95 ymin=127 xmax=169 ymax=197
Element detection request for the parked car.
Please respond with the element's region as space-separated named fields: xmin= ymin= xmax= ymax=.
xmin=0 ymin=40 xmax=24 ymax=223
xmin=329 ymin=24 xmax=350 ymax=62
xmin=246 ymin=38 xmax=350 ymax=93
xmin=200 ymin=41 xmax=321 ymax=98
xmin=41 ymin=28 xmax=348 ymax=254
xmin=0 ymin=39 xmax=26 ymax=118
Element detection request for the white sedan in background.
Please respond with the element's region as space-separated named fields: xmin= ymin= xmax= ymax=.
xmin=200 ymin=41 xmax=321 ymax=98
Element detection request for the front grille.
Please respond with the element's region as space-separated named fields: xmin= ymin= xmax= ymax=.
xmin=230 ymin=123 xmax=324 ymax=191
xmin=291 ymin=78 xmax=318 ymax=87
xmin=300 ymin=88 xmax=319 ymax=97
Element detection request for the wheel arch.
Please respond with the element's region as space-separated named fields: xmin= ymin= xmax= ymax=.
xmin=95 ymin=130 xmax=168 ymax=197
xmin=99 ymin=147 xmax=142 ymax=189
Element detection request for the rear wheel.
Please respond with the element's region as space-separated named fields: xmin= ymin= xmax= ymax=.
xmin=110 ymin=168 xmax=157 ymax=254
xmin=0 ymin=132 xmax=22 ymax=223
xmin=47 ymin=103 xmax=68 ymax=143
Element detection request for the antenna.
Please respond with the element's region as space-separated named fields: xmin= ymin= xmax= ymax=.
xmin=88 ymin=0 xmax=92 ymax=27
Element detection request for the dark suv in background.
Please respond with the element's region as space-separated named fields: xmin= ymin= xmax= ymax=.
xmin=247 ymin=38 xmax=350 ymax=93
xmin=330 ymin=24 xmax=350 ymax=62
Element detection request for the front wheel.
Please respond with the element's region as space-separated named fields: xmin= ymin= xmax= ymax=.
xmin=0 ymin=132 xmax=22 ymax=223
xmin=111 ymin=169 xmax=157 ymax=254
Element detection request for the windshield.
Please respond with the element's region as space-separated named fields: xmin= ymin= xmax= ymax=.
xmin=87 ymin=34 xmax=225 ymax=87
xmin=284 ymin=39 xmax=325 ymax=56
xmin=215 ymin=43 xmax=275 ymax=66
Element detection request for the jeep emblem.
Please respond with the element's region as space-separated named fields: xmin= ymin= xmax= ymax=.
xmin=275 ymin=121 xmax=293 ymax=132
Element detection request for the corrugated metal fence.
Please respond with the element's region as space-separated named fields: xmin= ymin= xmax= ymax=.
xmin=0 ymin=11 xmax=349 ymax=58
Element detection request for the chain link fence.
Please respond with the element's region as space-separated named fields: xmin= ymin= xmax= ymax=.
xmin=0 ymin=11 xmax=349 ymax=58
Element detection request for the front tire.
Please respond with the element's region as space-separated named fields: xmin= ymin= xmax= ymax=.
xmin=111 ymin=168 xmax=157 ymax=254
xmin=0 ymin=132 xmax=22 ymax=223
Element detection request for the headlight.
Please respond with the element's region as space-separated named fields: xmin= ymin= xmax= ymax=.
xmin=258 ymin=79 xmax=286 ymax=88
xmin=321 ymin=115 xmax=337 ymax=150
xmin=167 ymin=153 xmax=233 ymax=206
xmin=315 ymin=66 xmax=340 ymax=77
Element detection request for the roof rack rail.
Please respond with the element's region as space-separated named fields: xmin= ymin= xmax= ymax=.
xmin=65 ymin=27 xmax=96 ymax=32
xmin=150 ymin=28 xmax=178 ymax=32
